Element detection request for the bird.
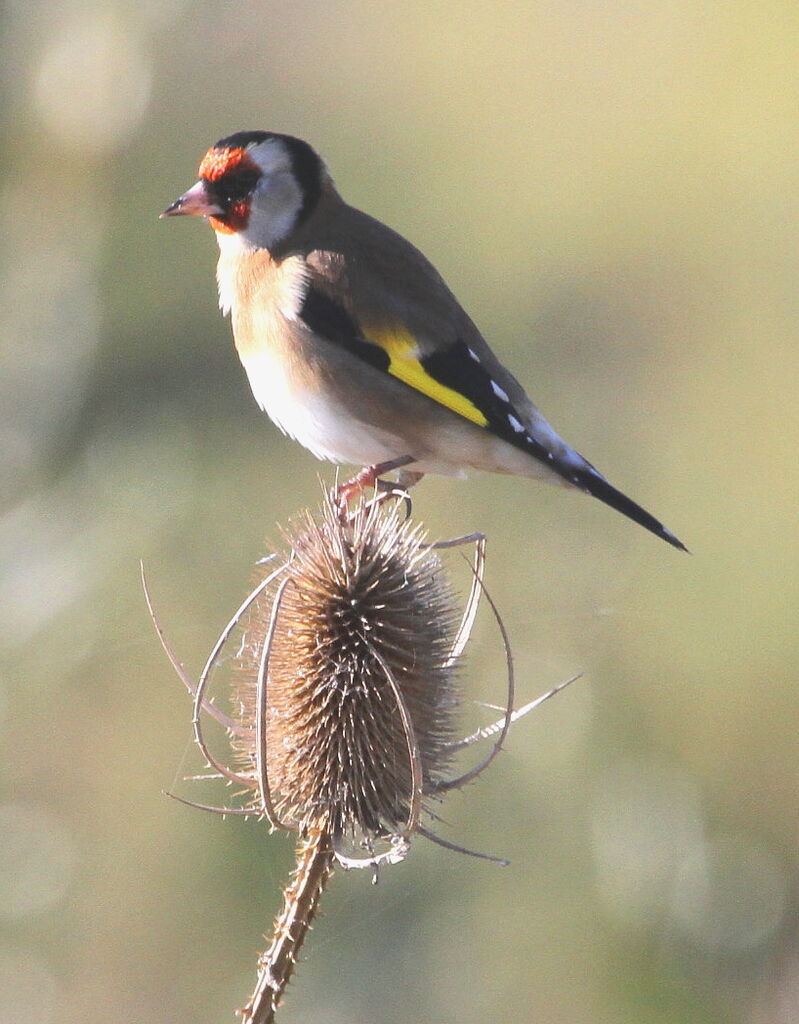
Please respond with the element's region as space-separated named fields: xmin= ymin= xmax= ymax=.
xmin=162 ymin=130 xmax=686 ymax=551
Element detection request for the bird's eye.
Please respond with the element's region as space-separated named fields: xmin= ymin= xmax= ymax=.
xmin=207 ymin=167 xmax=260 ymax=207
xmin=198 ymin=146 xmax=260 ymax=210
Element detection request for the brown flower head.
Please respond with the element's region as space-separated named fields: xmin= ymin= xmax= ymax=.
xmin=145 ymin=492 xmax=575 ymax=1022
xmin=233 ymin=496 xmax=461 ymax=845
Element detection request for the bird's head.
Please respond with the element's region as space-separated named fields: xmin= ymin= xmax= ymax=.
xmin=162 ymin=131 xmax=325 ymax=251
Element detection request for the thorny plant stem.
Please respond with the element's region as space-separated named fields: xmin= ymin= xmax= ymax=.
xmin=239 ymin=829 xmax=335 ymax=1023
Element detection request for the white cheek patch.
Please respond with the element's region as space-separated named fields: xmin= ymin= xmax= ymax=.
xmin=249 ymin=137 xmax=292 ymax=177
xmin=244 ymin=171 xmax=304 ymax=250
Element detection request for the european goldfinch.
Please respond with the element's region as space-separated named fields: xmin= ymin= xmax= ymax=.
xmin=163 ymin=131 xmax=685 ymax=550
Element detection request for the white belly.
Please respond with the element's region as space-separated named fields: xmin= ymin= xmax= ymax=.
xmin=240 ymin=347 xmax=402 ymax=467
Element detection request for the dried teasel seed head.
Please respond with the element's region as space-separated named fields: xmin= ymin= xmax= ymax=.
xmin=233 ymin=496 xmax=462 ymax=843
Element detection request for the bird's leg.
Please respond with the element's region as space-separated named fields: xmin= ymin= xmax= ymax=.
xmin=373 ymin=469 xmax=424 ymax=520
xmin=336 ymin=457 xmax=418 ymax=518
xmin=370 ymin=469 xmax=424 ymax=521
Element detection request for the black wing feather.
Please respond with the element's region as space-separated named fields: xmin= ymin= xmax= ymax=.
xmin=299 ymin=286 xmax=390 ymax=372
xmin=299 ymin=285 xmax=687 ymax=551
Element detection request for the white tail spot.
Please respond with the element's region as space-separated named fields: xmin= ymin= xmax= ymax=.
xmin=508 ymin=414 xmax=525 ymax=433
xmin=491 ymin=380 xmax=510 ymax=403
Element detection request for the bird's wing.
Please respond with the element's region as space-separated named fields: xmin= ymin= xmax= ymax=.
xmin=299 ymin=216 xmax=687 ymax=553
xmin=301 ymin=224 xmax=555 ymax=465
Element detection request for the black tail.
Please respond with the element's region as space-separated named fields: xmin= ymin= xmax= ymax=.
xmin=568 ymin=465 xmax=688 ymax=552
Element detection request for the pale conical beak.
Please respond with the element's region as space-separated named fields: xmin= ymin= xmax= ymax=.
xmin=161 ymin=180 xmax=225 ymax=218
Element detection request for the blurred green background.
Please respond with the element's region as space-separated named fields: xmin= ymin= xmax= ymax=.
xmin=2 ymin=2 xmax=798 ymax=1022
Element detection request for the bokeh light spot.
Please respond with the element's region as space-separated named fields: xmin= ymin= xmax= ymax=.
xmin=0 ymin=804 xmax=76 ymax=919
xmin=32 ymin=14 xmax=151 ymax=153
xmin=590 ymin=760 xmax=704 ymax=930
xmin=670 ymin=835 xmax=788 ymax=954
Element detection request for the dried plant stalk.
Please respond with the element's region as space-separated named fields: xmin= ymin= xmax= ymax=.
xmin=146 ymin=492 xmax=573 ymax=1022
xmin=239 ymin=828 xmax=334 ymax=1024
xmin=228 ymin=496 xmax=468 ymax=1017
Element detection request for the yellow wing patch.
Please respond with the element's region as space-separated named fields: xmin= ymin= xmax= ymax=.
xmin=363 ymin=326 xmax=488 ymax=428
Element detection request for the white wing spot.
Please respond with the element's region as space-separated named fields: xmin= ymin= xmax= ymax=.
xmin=467 ymin=347 xmax=481 ymax=362
xmin=491 ymin=380 xmax=510 ymax=402
xmin=508 ymin=414 xmax=525 ymax=433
